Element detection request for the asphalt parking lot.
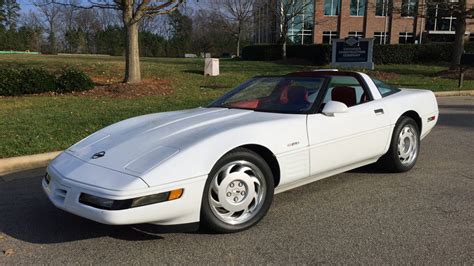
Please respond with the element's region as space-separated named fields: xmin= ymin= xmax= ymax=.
xmin=0 ymin=96 xmax=472 ymax=264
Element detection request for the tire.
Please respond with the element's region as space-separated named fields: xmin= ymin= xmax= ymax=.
xmin=200 ymin=148 xmax=274 ymax=233
xmin=379 ymin=116 xmax=420 ymax=172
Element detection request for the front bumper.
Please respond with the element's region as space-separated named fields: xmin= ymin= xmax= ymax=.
xmin=43 ymin=165 xmax=207 ymax=225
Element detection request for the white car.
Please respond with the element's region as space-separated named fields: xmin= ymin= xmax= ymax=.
xmin=43 ymin=71 xmax=439 ymax=233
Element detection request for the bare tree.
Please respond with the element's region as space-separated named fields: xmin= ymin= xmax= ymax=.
xmin=34 ymin=0 xmax=62 ymax=53
xmin=48 ymin=0 xmax=186 ymax=83
xmin=271 ymin=0 xmax=312 ymax=60
xmin=212 ymin=0 xmax=255 ymax=57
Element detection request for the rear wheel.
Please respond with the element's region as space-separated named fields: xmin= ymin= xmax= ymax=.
xmin=200 ymin=148 xmax=274 ymax=233
xmin=379 ymin=116 xmax=420 ymax=172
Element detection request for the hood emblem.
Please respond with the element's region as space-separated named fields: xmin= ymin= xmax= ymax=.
xmin=91 ymin=151 xmax=106 ymax=159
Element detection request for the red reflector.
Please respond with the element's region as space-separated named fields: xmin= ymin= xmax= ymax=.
xmin=427 ymin=116 xmax=436 ymax=122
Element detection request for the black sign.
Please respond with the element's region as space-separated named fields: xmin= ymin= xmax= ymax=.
xmin=335 ymin=38 xmax=369 ymax=63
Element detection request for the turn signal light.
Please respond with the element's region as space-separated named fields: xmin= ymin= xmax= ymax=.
xmin=168 ymin=189 xmax=184 ymax=201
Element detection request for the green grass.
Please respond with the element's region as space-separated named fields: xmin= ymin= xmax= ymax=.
xmin=0 ymin=54 xmax=470 ymax=158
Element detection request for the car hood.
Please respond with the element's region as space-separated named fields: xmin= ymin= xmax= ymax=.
xmin=66 ymin=108 xmax=255 ymax=176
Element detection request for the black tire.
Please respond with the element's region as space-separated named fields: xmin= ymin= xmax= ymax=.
xmin=378 ymin=116 xmax=420 ymax=172
xmin=200 ymin=148 xmax=274 ymax=233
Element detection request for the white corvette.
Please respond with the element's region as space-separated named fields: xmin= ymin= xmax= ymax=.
xmin=43 ymin=70 xmax=438 ymax=233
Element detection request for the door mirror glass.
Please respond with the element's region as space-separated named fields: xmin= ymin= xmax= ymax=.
xmin=322 ymin=101 xmax=349 ymax=116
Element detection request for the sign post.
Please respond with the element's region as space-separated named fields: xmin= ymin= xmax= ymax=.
xmin=331 ymin=37 xmax=374 ymax=70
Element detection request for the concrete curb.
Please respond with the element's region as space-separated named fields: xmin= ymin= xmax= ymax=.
xmin=434 ymin=90 xmax=474 ymax=97
xmin=0 ymin=151 xmax=61 ymax=176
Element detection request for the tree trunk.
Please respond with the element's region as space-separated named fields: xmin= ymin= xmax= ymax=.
xmin=282 ymin=38 xmax=287 ymax=60
xmin=124 ymin=22 xmax=141 ymax=83
xmin=450 ymin=4 xmax=466 ymax=70
xmin=236 ymin=35 xmax=240 ymax=58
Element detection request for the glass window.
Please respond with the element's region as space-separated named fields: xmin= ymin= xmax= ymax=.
xmin=374 ymin=31 xmax=389 ymax=44
xmin=399 ymin=32 xmax=414 ymax=43
xmin=322 ymin=76 xmax=371 ymax=107
xmin=350 ymin=0 xmax=366 ymax=16
xmin=287 ymin=0 xmax=314 ymax=45
xmin=323 ymin=31 xmax=339 ymax=44
xmin=324 ymin=0 xmax=341 ymax=16
xmin=372 ymin=78 xmax=400 ymax=97
xmin=209 ymin=77 xmax=326 ymax=114
xmin=401 ymin=0 xmax=418 ymax=17
xmin=348 ymin=31 xmax=364 ymax=37
xmin=375 ymin=0 xmax=391 ymax=16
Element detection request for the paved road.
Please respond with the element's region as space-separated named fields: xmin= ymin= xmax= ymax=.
xmin=0 ymin=97 xmax=473 ymax=264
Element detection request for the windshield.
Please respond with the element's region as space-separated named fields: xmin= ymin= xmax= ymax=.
xmin=209 ymin=77 xmax=326 ymax=114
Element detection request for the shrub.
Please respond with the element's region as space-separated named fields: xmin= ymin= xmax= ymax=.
xmin=0 ymin=68 xmax=94 ymax=96
xmin=243 ymin=43 xmax=474 ymax=65
xmin=20 ymin=68 xmax=57 ymax=94
xmin=0 ymin=69 xmax=22 ymax=96
xmin=56 ymin=69 xmax=94 ymax=93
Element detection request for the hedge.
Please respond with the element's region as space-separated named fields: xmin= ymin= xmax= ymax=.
xmin=242 ymin=43 xmax=474 ymax=65
xmin=0 ymin=68 xmax=94 ymax=96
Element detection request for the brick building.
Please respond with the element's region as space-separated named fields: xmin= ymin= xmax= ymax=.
xmin=253 ymin=0 xmax=474 ymax=45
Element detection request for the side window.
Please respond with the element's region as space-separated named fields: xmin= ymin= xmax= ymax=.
xmin=372 ymin=78 xmax=400 ymax=97
xmin=322 ymin=76 xmax=371 ymax=107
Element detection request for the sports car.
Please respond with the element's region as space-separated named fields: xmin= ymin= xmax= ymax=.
xmin=43 ymin=70 xmax=438 ymax=233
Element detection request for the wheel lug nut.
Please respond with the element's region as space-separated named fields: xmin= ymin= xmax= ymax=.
xmin=238 ymin=182 xmax=243 ymax=187
xmin=226 ymin=192 xmax=231 ymax=197
xmin=230 ymin=183 xmax=234 ymax=188
xmin=234 ymin=197 xmax=238 ymax=202
xmin=241 ymin=191 xmax=245 ymax=196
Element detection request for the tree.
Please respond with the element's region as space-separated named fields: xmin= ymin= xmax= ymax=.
xmin=35 ymin=0 xmax=62 ymax=53
xmin=212 ymin=0 xmax=255 ymax=57
xmin=0 ymin=0 xmax=20 ymax=29
xmin=49 ymin=0 xmax=186 ymax=83
xmin=168 ymin=9 xmax=192 ymax=56
xmin=271 ymin=0 xmax=312 ymax=60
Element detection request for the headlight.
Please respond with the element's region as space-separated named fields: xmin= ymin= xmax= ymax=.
xmin=79 ymin=189 xmax=184 ymax=210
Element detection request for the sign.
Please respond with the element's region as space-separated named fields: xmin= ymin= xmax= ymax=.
xmin=331 ymin=37 xmax=374 ymax=70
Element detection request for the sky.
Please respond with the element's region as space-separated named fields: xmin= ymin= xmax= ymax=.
xmin=16 ymin=0 xmax=212 ymax=14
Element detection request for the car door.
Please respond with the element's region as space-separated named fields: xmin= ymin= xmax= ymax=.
xmin=306 ymin=75 xmax=391 ymax=175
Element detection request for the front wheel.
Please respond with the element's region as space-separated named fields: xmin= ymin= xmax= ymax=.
xmin=379 ymin=116 xmax=420 ymax=172
xmin=200 ymin=148 xmax=274 ymax=233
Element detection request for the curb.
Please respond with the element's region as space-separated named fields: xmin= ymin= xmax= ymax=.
xmin=0 ymin=151 xmax=61 ymax=176
xmin=434 ymin=90 xmax=474 ymax=97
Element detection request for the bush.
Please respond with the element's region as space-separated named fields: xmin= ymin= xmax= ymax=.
xmin=56 ymin=69 xmax=95 ymax=93
xmin=20 ymin=68 xmax=57 ymax=94
xmin=0 ymin=68 xmax=94 ymax=96
xmin=0 ymin=69 xmax=22 ymax=96
xmin=243 ymin=43 xmax=474 ymax=65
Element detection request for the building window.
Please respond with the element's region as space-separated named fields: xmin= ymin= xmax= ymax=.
xmin=374 ymin=32 xmax=389 ymax=44
xmin=287 ymin=0 xmax=314 ymax=45
xmin=399 ymin=32 xmax=414 ymax=43
xmin=375 ymin=0 xmax=391 ymax=16
xmin=348 ymin=31 xmax=364 ymax=37
xmin=324 ymin=0 xmax=341 ymax=16
xmin=323 ymin=31 xmax=339 ymax=44
xmin=426 ymin=4 xmax=456 ymax=32
xmin=350 ymin=0 xmax=366 ymax=16
xmin=401 ymin=0 xmax=418 ymax=17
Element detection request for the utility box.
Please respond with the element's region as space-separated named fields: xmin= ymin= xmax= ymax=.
xmin=204 ymin=58 xmax=219 ymax=76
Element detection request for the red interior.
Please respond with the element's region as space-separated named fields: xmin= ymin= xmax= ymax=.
xmin=331 ymin=86 xmax=357 ymax=107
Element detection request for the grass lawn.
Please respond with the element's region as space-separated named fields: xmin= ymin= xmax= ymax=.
xmin=0 ymin=54 xmax=470 ymax=158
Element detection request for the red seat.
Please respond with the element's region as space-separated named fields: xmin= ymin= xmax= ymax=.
xmin=331 ymin=86 xmax=357 ymax=107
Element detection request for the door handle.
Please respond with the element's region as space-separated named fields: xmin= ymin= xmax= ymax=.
xmin=374 ymin=109 xmax=384 ymax=115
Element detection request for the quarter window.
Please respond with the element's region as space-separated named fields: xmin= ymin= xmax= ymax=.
xmin=322 ymin=76 xmax=371 ymax=108
xmin=372 ymin=78 xmax=400 ymax=97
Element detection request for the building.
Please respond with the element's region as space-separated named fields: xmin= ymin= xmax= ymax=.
xmin=253 ymin=0 xmax=474 ymax=45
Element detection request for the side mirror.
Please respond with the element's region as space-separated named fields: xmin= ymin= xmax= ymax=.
xmin=322 ymin=101 xmax=349 ymax=116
